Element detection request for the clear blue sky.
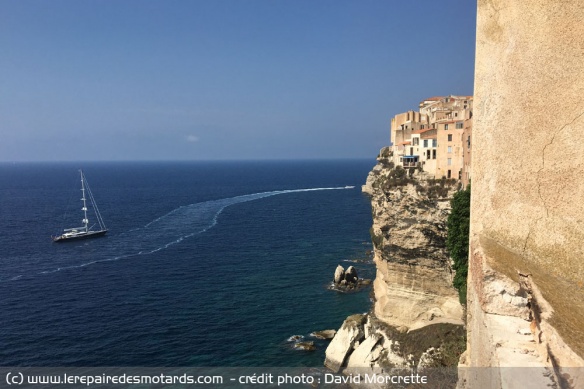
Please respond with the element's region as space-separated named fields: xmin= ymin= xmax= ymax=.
xmin=0 ymin=0 xmax=476 ymax=161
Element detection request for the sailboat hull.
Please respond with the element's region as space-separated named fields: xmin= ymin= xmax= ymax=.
xmin=52 ymin=229 xmax=108 ymax=243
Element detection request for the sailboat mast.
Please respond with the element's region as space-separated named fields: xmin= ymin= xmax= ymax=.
xmin=80 ymin=170 xmax=89 ymax=233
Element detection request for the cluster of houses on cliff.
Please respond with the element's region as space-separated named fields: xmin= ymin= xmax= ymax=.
xmin=389 ymin=95 xmax=472 ymax=188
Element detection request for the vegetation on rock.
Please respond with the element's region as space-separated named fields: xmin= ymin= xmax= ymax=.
xmin=446 ymin=184 xmax=471 ymax=304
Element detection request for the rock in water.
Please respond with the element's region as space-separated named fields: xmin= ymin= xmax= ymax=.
xmin=334 ymin=265 xmax=345 ymax=284
xmin=345 ymin=266 xmax=358 ymax=284
xmin=294 ymin=341 xmax=316 ymax=351
xmin=311 ymin=330 xmax=337 ymax=340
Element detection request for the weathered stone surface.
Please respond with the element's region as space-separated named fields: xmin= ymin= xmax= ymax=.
xmin=362 ymin=163 xmax=464 ymax=330
xmin=293 ymin=341 xmax=316 ymax=351
xmin=345 ymin=266 xmax=358 ymax=283
xmin=324 ymin=314 xmax=366 ymax=372
xmin=345 ymin=333 xmax=383 ymax=368
xmin=333 ymin=265 xmax=345 ymax=284
xmin=311 ymin=330 xmax=337 ymax=340
xmin=325 ymin=160 xmax=466 ymax=376
xmin=460 ymin=1 xmax=584 ymax=387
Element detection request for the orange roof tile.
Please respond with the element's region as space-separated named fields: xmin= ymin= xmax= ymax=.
xmin=412 ymin=128 xmax=434 ymax=134
xmin=395 ymin=141 xmax=411 ymax=146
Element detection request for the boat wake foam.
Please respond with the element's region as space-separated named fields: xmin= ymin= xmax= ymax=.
xmin=4 ymin=187 xmax=352 ymax=282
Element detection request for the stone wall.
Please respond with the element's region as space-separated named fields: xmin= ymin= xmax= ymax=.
xmin=462 ymin=0 xmax=584 ymax=387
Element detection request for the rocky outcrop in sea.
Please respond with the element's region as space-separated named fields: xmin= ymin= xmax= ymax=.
xmin=324 ymin=150 xmax=466 ymax=383
xmin=331 ymin=265 xmax=371 ymax=292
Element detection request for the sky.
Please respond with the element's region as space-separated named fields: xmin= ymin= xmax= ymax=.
xmin=0 ymin=0 xmax=477 ymax=162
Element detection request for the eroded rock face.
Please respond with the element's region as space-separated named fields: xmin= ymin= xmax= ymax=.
xmin=311 ymin=330 xmax=337 ymax=340
xmin=365 ymin=162 xmax=464 ymax=330
xmin=325 ymin=314 xmax=366 ymax=372
xmin=325 ymin=160 xmax=466 ymax=377
xmin=345 ymin=266 xmax=358 ymax=283
xmin=332 ymin=264 xmax=368 ymax=291
xmin=334 ymin=265 xmax=345 ymax=284
xmin=325 ymin=312 xmax=464 ymax=386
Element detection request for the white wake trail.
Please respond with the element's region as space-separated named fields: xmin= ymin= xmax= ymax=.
xmin=4 ymin=186 xmax=354 ymax=281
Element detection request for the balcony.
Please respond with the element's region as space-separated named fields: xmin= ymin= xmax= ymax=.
xmin=401 ymin=155 xmax=419 ymax=168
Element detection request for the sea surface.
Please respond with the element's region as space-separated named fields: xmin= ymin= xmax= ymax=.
xmin=0 ymin=160 xmax=374 ymax=367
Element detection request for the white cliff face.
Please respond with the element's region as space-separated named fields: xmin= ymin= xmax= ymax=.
xmin=366 ymin=160 xmax=464 ymax=330
xmin=325 ymin=314 xmax=367 ymax=373
xmin=325 ymin=159 xmax=466 ymax=376
xmin=325 ymin=314 xmax=410 ymax=372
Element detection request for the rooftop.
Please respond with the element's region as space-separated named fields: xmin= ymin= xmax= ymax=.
xmin=412 ymin=128 xmax=434 ymax=134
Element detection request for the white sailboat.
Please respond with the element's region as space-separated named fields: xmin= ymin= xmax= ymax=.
xmin=52 ymin=170 xmax=108 ymax=242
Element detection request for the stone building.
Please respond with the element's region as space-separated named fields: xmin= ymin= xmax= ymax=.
xmin=413 ymin=128 xmax=437 ymax=175
xmin=435 ymin=120 xmax=465 ymax=179
xmin=390 ymin=95 xmax=473 ymax=179
xmin=390 ymin=110 xmax=429 ymax=166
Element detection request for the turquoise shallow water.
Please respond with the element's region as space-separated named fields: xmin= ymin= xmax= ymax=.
xmin=0 ymin=160 xmax=374 ymax=367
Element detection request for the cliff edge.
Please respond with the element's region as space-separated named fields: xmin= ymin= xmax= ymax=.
xmin=325 ymin=152 xmax=465 ymax=381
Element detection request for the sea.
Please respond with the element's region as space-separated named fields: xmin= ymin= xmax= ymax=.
xmin=0 ymin=160 xmax=375 ymax=367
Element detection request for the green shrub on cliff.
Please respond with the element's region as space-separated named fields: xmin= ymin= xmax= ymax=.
xmin=446 ymin=184 xmax=471 ymax=304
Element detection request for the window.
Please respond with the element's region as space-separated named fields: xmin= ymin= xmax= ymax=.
xmin=447 ymin=170 xmax=452 ymax=178
xmin=467 ymin=136 xmax=471 ymax=148
xmin=413 ymin=138 xmax=419 ymax=146
xmin=423 ymin=139 xmax=428 ymax=148
xmin=432 ymin=149 xmax=436 ymax=159
xmin=447 ymin=158 xmax=452 ymax=166
xmin=444 ymin=124 xmax=449 ymax=130
xmin=456 ymin=122 xmax=463 ymax=129
xmin=455 ymin=112 xmax=458 ymax=117
xmin=432 ymin=139 xmax=437 ymax=147
xmin=448 ymin=146 xmax=452 ymax=153
xmin=448 ymin=134 xmax=453 ymax=142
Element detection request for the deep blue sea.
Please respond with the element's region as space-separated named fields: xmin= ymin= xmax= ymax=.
xmin=0 ymin=160 xmax=375 ymax=367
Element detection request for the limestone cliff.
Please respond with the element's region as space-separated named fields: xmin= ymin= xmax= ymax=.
xmin=325 ymin=152 xmax=465 ymax=380
xmin=363 ymin=155 xmax=464 ymax=331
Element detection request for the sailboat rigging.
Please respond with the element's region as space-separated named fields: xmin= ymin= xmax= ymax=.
xmin=52 ymin=170 xmax=108 ymax=242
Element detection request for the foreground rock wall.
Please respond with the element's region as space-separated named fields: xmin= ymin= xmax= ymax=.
xmin=461 ymin=0 xmax=584 ymax=387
